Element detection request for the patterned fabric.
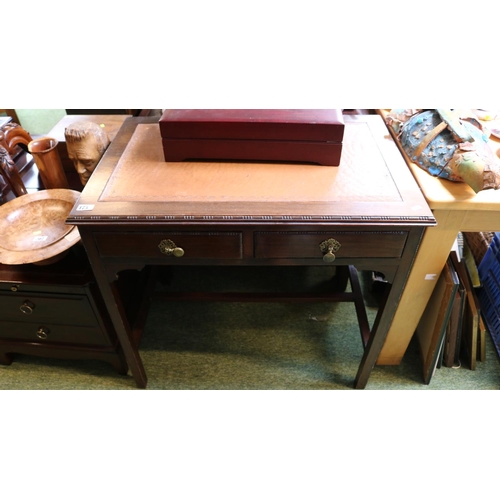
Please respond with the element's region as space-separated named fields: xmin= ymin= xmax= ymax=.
xmin=386 ymin=109 xmax=500 ymax=192
xmin=400 ymin=110 xmax=461 ymax=181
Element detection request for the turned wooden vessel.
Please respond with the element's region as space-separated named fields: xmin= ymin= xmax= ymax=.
xmin=0 ymin=189 xmax=81 ymax=265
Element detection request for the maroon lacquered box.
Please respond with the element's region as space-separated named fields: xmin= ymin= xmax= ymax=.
xmin=158 ymin=109 xmax=344 ymax=166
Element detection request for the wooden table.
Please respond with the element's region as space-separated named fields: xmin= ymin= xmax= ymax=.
xmin=0 ymin=245 xmax=128 ymax=373
xmin=67 ymin=114 xmax=435 ymax=388
xmin=377 ymin=110 xmax=500 ymax=364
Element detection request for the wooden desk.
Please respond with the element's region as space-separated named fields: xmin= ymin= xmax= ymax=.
xmin=67 ymin=114 xmax=435 ymax=388
xmin=377 ymin=110 xmax=500 ymax=364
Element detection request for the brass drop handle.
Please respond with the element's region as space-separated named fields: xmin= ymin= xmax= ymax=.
xmin=20 ymin=300 xmax=36 ymax=314
xmin=319 ymin=238 xmax=341 ymax=263
xmin=36 ymin=327 xmax=50 ymax=340
xmin=158 ymin=239 xmax=185 ymax=257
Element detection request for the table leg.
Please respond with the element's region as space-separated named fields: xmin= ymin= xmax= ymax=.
xmin=108 ymin=281 xmax=148 ymax=387
xmin=78 ymin=228 xmax=148 ymax=388
xmin=354 ymin=226 xmax=427 ymax=388
xmin=376 ymin=209 xmax=466 ymax=365
xmin=354 ymin=283 xmax=392 ymax=388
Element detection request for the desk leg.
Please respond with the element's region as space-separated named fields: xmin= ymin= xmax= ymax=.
xmin=78 ymin=228 xmax=148 ymax=388
xmin=108 ymin=280 xmax=148 ymax=388
xmin=377 ymin=210 xmax=466 ymax=365
xmin=354 ymin=226 xmax=425 ymax=389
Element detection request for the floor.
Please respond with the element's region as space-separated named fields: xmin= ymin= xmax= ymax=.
xmin=1 ymin=110 xmax=499 ymax=390
xmin=1 ymin=266 xmax=499 ymax=390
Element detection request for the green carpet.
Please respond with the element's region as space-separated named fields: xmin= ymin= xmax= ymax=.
xmin=1 ymin=266 xmax=499 ymax=390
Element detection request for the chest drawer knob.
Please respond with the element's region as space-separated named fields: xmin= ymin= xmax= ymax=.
xmin=20 ymin=300 xmax=36 ymax=314
xmin=319 ymin=238 xmax=341 ymax=263
xmin=158 ymin=239 xmax=185 ymax=258
xmin=36 ymin=327 xmax=50 ymax=340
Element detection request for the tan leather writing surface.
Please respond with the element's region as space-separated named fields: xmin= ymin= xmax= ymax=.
xmin=100 ymin=122 xmax=402 ymax=205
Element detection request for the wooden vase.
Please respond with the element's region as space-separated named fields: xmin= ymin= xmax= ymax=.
xmin=28 ymin=137 xmax=69 ymax=189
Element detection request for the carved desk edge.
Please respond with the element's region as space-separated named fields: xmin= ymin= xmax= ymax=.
xmin=69 ymin=213 xmax=435 ymax=224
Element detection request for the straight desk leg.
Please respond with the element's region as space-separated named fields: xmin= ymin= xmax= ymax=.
xmin=376 ymin=210 xmax=466 ymax=365
xmin=78 ymin=228 xmax=148 ymax=388
xmin=354 ymin=226 xmax=425 ymax=389
xmin=108 ymin=280 xmax=148 ymax=387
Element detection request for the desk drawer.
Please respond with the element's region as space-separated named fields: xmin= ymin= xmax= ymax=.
xmin=94 ymin=232 xmax=243 ymax=259
xmin=254 ymin=231 xmax=407 ymax=259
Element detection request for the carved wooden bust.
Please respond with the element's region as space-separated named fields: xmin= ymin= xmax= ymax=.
xmin=64 ymin=121 xmax=110 ymax=186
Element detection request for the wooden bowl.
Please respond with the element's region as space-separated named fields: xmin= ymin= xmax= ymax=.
xmin=0 ymin=189 xmax=81 ymax=265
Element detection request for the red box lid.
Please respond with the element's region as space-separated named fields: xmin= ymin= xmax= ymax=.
xmin=159 ymin=109 xmax=344 ymax=143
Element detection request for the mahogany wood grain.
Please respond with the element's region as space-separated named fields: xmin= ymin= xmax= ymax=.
xmin=161 ymin=138 xmax=343 ymax=166
xmin=254 ymin=231 xmax=407 ymax=259
xmin=159 ymin=109 xmax=344 ymax=140
xmin=94 ymin=231 xmax=243 ymax=259
xmin=159 ymin=108 xmax=345 ymax=165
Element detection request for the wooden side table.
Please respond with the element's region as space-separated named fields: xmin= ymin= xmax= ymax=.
xmin=377 ymin=109 xmax=500 ymax=365
xmin=0 ymin=243 xmax=156 ymax=374
xmin=0 ymin=245 xmax=128 ymax=372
